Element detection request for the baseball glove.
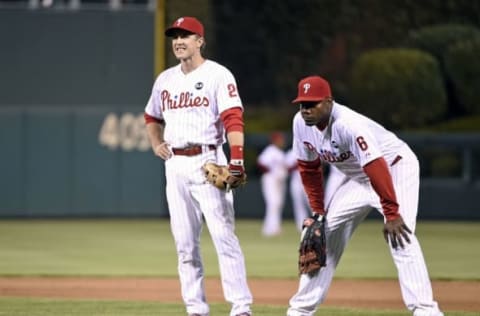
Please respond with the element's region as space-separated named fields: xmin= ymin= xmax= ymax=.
xmin=298 ymin=214 xmax=326 ymax=276
xmin=202 ymin=162 xmax=247 ymax=191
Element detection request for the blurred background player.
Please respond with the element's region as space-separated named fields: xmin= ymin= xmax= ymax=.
xmin=257 ymin=131 xmax=288 ymax=237
xmin=144 ymin=16 xmax=252 ymax=316
xmin=285 ymin=147 xmax=311 ymax=231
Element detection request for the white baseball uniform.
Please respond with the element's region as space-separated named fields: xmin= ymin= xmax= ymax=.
xmin=287 ymin=102 xmax=443 ymax=316
xmin=145 ymin=60 xmax=252 ymax=316
xmin=257 ymin=143 xmax=288 ymax=236
xmin=285 ymin=148 xmax=311 ymax=231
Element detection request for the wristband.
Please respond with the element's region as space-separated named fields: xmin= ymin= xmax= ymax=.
xmin=230 ymin=159 xmax=244 ymax=167
xmin=230 ymin=145 xmax=244 ymax=160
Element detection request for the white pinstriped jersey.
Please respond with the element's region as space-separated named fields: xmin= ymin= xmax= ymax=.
xmin=144 ymin=60 xmax=242 ymax=148
xmin=292 ymin=102 xmax=406 ymax=182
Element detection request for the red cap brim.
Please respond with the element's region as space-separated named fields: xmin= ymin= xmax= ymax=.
xmin=292 ymin=96 xmax=325 ymax=104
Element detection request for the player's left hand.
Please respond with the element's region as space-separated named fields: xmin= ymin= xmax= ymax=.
xmin=383 ymin=216 xmax=412 ymax=249
xmin=226 ymin=160 xmax=246 ymax=190
xmin=228 ymin=161 xmax=244 ymax=177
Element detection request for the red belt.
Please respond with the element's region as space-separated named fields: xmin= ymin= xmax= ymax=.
xmin=172 ymin=145 xmax=216 ymax=156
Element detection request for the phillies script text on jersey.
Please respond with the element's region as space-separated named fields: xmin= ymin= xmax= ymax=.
xmin=304 ymin=141 xmax=354 ymax=163
xmin=161 ymin=90 xmax=209 ymax=111
xmin=318 ymin=149 xmax=353 ymax=163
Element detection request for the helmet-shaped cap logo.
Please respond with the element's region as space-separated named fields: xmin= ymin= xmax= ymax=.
xmin=303 ymin=83 xmax=311 ymax=94
xmin=175 ymin=17 xmax=184 ymax=26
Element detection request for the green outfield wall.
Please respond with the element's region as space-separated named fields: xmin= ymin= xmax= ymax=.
xmin=0 ymin=106 xmax=166 ymax=217
xmin=1 ymin=105 xmax=479 ymax=219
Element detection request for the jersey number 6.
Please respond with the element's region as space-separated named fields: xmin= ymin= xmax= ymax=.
xmin=356 ymin=136 xmax=369 ymax=151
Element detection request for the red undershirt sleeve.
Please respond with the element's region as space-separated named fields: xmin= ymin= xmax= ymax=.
xmin=220 ymin=107 xmax=244 ymax=133
xmin=363 ymin=157 xmax=400 ymax=221
xmin=298 ymin=158 xmax=325 ymax=215
xmin=144 ymin=113 xmax=164 ymax=125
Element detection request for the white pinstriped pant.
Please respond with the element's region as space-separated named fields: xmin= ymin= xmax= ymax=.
xmin=165 ymin=148 xmax=252 ymax=316
xmin=287 ymin=145 xmax=443 ymax=316
xmin=261 ymin=171 xmax=288 ymax=236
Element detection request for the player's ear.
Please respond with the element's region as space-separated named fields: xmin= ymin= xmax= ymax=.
xmin=196 ymin=36 xmax=205 ymax=49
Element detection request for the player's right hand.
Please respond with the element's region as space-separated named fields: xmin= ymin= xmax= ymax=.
xmin=383 ymin=216 xmax=412 ymax=250
xmin=154 ymin=142 xmax=172 ymax=160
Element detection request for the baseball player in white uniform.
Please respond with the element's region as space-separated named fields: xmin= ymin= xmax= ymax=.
xmin=144 ymin=16 xmax=252 ymax=316
xmin=285 ymin=148 xmax=311 ymax=231
xmin=257 ymin=132 xmax=288 ymax=236
xmin=286 ymin=76 xmax=443 ymax=316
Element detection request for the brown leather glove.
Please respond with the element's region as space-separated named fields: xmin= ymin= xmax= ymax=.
xmin=298 ymin=214 xmax=326 ymax=276
xmin=202 ymin=162 xmax=247 ymax=191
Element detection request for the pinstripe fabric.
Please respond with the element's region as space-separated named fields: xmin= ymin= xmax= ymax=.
xmin=388 ymin=147 xmax=442 ymax=316
xmin=288 ymin=101 xmax=443 ymax=316
xmin=145 ymin=60 xmax=243 ymax=149
xmin=166 ymin=149 xmax=252 ymax=316
xmin=145 ymin=54 xmax=253 ymax=315
xmin=287 ymin=148 xmax=443 ymax=316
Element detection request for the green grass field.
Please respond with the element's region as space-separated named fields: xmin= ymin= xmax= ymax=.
xmin=0 ymin=219 xmax=479 ymax=315
xmin=0 ymin=297 xmax=438 ymax=316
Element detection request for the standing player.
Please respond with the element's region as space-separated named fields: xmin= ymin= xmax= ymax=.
xmin=257 ymin=132 xmax=288 ymax=236
xmin=286 ymin=75 xmax=443 ymax=316
xmin=144 ymin=16 xmax=252 ymax=316
xmin=285 ymin=147 xmax=311 ymax=231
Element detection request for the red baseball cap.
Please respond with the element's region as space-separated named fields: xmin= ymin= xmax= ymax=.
xmin=292 ymin=76 xmax=332 ymax=103
xmin=165 ymin=16 xmax=204 ymax=37
xmin=270 ymin=131 xmax=285 ymax=143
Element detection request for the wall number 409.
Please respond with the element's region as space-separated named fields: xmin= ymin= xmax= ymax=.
xmin=98 ymin=112 xmax=150 ymax=152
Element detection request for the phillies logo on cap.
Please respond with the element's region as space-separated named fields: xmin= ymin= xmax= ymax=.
xmin=165 ymin=16 xmax=205 ymax=37
xmin=175 ymin=17 xmax=184 ymax=26
xmin=292 ymin=75 xmax=332 ymax=104
xmin=303 ymin=83 xmax=311 ymax=94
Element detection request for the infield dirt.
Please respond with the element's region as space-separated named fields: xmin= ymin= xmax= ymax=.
xmin=0 ymin=277 xmax=478 ymax=312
